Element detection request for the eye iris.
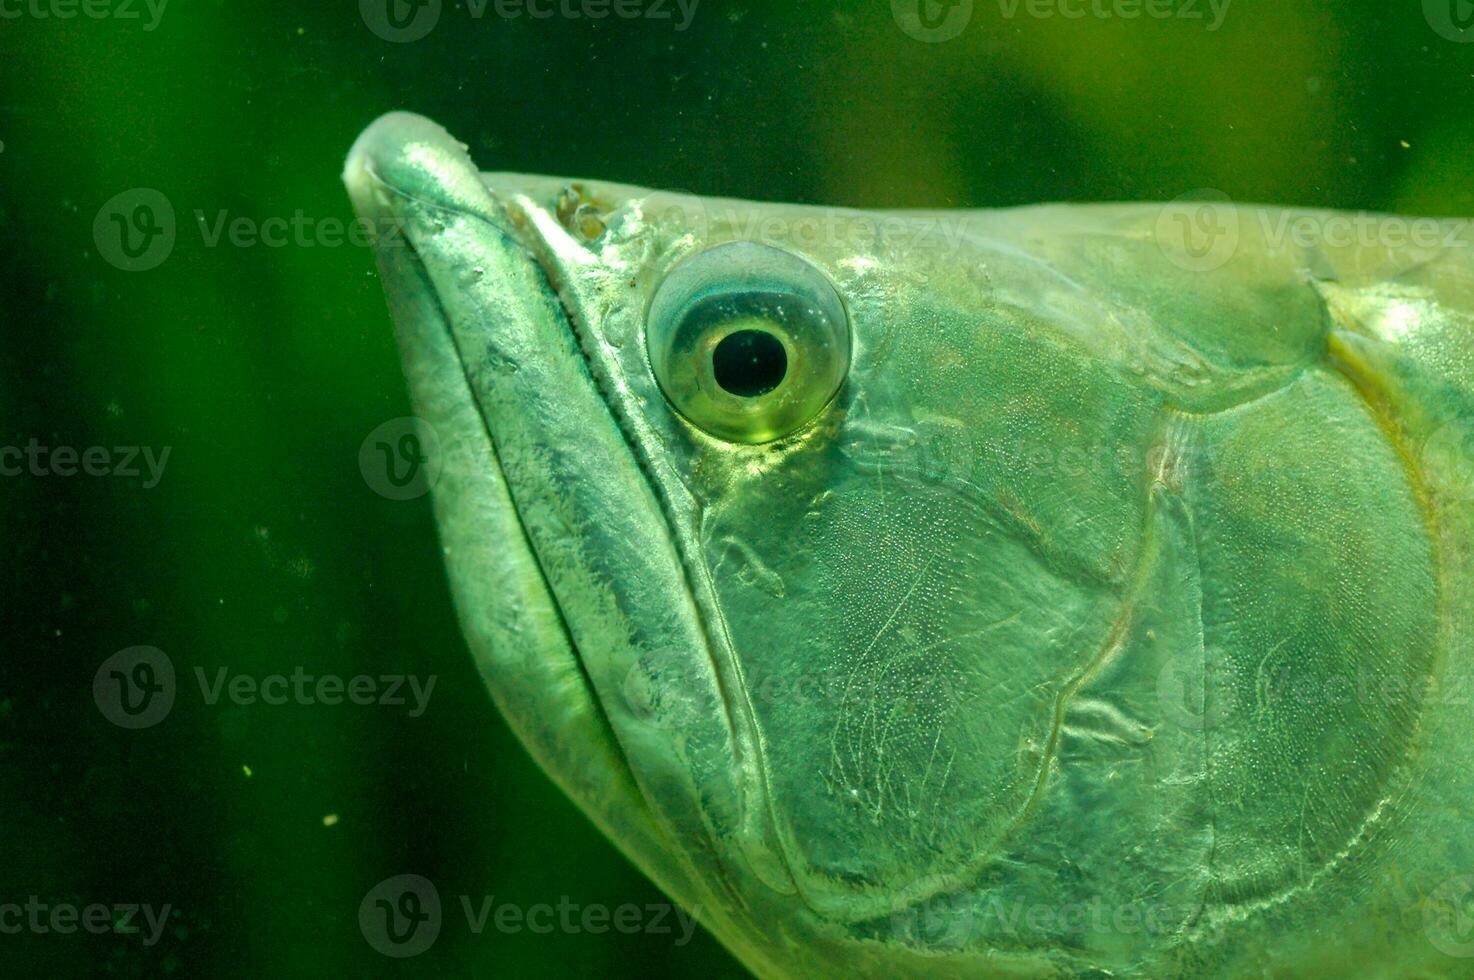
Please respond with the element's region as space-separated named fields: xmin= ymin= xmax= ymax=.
xmin=646 ymin=241 xmax=849 ymax=443
xmin=712 ymin=329 xmax=787 ymax=397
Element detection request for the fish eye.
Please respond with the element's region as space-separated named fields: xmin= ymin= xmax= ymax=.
xmin=645 ymin=241 xmax=850 ymax=444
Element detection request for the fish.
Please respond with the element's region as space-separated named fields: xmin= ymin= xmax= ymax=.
xmin=344 ymin=111 xmax=1474 ymax=978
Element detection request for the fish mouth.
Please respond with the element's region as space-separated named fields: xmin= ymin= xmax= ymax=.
xmin=343 ymin=112 xmax=775 ymax=947
xmin=342 ymin=113 xmax=639 ymax=801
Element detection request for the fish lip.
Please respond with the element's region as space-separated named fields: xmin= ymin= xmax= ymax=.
xmin=344 ymin=111 xmax=500 ymax=235
xmin=344 ymin=111 xmax=625 ymax=697
xmin=345 ymin=113 xmax=777 ymax=929
xmin=344 ymin=112 xmax=628 ymax=750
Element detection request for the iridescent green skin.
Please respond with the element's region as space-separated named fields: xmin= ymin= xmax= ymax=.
xmin=345 ymin=113 xmax=1474 ymax=979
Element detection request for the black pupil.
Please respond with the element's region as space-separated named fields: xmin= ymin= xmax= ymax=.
xmin=712 ymin=329 xmax=787 ymax=397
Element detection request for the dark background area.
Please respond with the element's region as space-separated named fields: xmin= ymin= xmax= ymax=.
xmin=1 ymin=1 xmax=1471 ymax=975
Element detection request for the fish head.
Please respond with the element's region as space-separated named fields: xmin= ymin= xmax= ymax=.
xmin=343 ymin=111 xmax=1379 ymax=976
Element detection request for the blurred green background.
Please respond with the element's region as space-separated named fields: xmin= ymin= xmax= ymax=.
xmin=1 ymin=1 xmax=1471 ymax=976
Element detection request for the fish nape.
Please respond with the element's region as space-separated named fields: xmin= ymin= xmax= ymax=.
xmin=345 ymin=110 xmax=1474 ymax=979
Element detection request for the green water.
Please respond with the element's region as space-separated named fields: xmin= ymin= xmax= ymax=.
xmin=3 ymin=1 xmax=1472 ymax=976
